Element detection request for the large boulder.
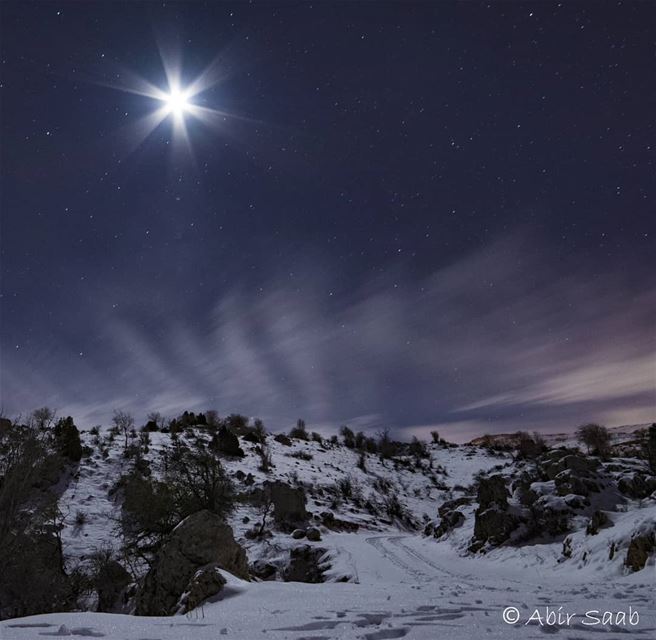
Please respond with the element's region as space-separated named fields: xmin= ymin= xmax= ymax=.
xmin=264 ymin=481 xmax=308 ymax=530
xmin=0 ymin=531 xmax=74 ymax=620
xmin=211 ymin=425 xmax=244 ymax=458
xmin=625 ymin=530 xmax=656 ymax=572
xmin=136 ymin=510 xmax=248 ymax=616
xmin=282 ymin=545 xmax=327 ymax=583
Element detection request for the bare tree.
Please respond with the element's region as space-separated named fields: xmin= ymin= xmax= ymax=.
xmin=146 ymin=411 xmax=165 ymax=431
xmin=112 ymin=410 xmax=134 ymax=451
xmin=31 ymin=407 xmax=56 ymax=430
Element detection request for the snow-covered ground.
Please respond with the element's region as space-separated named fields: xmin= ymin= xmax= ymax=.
xmin=2 ymin=424 xmax=654 ymax=639
xmin=2 ymin=527 xmax=654 ymax=639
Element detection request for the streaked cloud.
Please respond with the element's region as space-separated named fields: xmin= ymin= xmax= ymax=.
xmin=2 ymin=229 xmax=653 ymax=438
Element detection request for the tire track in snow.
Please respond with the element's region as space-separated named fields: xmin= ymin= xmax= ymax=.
xmin=363 ymin=536 xmax=431 ymax=582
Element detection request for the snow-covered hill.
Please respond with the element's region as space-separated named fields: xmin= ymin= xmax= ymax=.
xmin=1 ymin=421 xmax=655 ymax=639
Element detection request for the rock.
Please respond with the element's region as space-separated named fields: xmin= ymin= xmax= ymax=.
xmin=263 ymin=481 xmax=308 ymax=530
xmin=242 ymin=516 xmax=250 ymax=524
xmin=542 ymin=452 xmax=599 ymax=480
xmin=320 ymin=510 xmax=335 ymax=524
xmin=136 ymin=510 xmax=248 ymax=616
xmin=617 ymin=474 xmax=656 ymax=499
xmin=320 ymin=511 xmax=359 ymax=532
xmin=586 ymin=510 xmax=611 ymax=536
xmin=233 ymin=470 xmax=246 ymax=481
xmin=530 ymin=496 xmax=571 ymax=537
xmin=0 ymin=531 xmax=74 ymax=619
xmin=283 ymin=545 xmax=327 ymax=583
xmin=95 ymin=559 xmax=131 ymax=613
xmin=477 ymin=475 xmax=509 ymax=510
xmin=434 ymin=510 xmax=465 ymax=539
xmin=555 ymin=470 xmax=599 ymax=497
xmin=244 ymin=473 xmax=255 ymax=486
xmin=625 ymin=531 xmax=656 ymax=572
xmin=211 ymin=425 xmax=245 ymax=458
xmin=437 ymin=497 xmax=471 ymax=518
xmin=178 ymin=563 xmax=226 ymax=613
xmin=250 ymin=560 xmax=277 ymax=581
xmin=291 ymin=528 xmax=306 ymax=539
xmin=306 ymin=526 xmax=321 ymax=541
xmin=472 ymin=505 xmax=519 ymax=549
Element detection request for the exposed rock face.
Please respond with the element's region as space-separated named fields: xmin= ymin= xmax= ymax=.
xmin=470 ymin=475 xmax=520 ymax=552
xmin=477 ymin=475 xmax=510 ymax=509
xmin=136 ymin=510 xmax=248 ymax=616
xmin=0 ymin=531 xmax=74 ymax=620
xmin=291 ymin=528 xmax=306 ymax=539
xmin=178 ymin=563 xmax=226 ymax=614
xmin=472 ymin=507 xmax=519 ymax=549
xmin=282 ymin=545 xmax=327 ymax=583
xmin=625 ymin=531 xmax=656 ymax=572
xmin=96 ymin=560 xmax=131 ymax=613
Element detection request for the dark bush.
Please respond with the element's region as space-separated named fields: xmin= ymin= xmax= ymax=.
xmin=53 ymin=416 xmax=82 ymax=462
xmin=289 ymin=419 xmax=309 ymax=440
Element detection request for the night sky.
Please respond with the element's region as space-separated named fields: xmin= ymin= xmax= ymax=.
xmin=1 ymin=2 xmax=654 ymax=441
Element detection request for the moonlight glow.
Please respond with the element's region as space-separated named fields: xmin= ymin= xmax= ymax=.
xmin=162 ymin=88 xmax=192 ymax=119
xmin=102 ymin=48 xmax=241 ymax=158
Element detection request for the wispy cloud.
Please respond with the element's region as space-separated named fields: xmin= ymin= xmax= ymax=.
xmin=2 ymin=229 xmax=653 ymax=438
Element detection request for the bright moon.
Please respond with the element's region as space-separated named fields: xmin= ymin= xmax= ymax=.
xmin=163 ymin=89 xmax=191 ymax=118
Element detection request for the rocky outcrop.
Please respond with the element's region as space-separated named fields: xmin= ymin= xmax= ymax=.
xmin=625 ymin=530 xmax=656 ymax=572
xmin=0 ymin=531 xmax=74 ymax=620
xmin=211 ymin=425 xmax=244 ymax=458
xmin=470 ymin=475 xmax=521 ymax=552
xmin=617 ymin=473 xmax=656 ymax=499
xmin=282 ymin=545 xmax=327 ymax=583
xmin=135 ymin=510 xmax=248 ymax=616
xmin=477 ymin=475 xmax=510 ymax=509
xmin=541 ymin=451 xmax=600 ymax=480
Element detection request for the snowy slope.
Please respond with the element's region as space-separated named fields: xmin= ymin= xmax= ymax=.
xmin=2 ymin=425 xmax=655 ymax=639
